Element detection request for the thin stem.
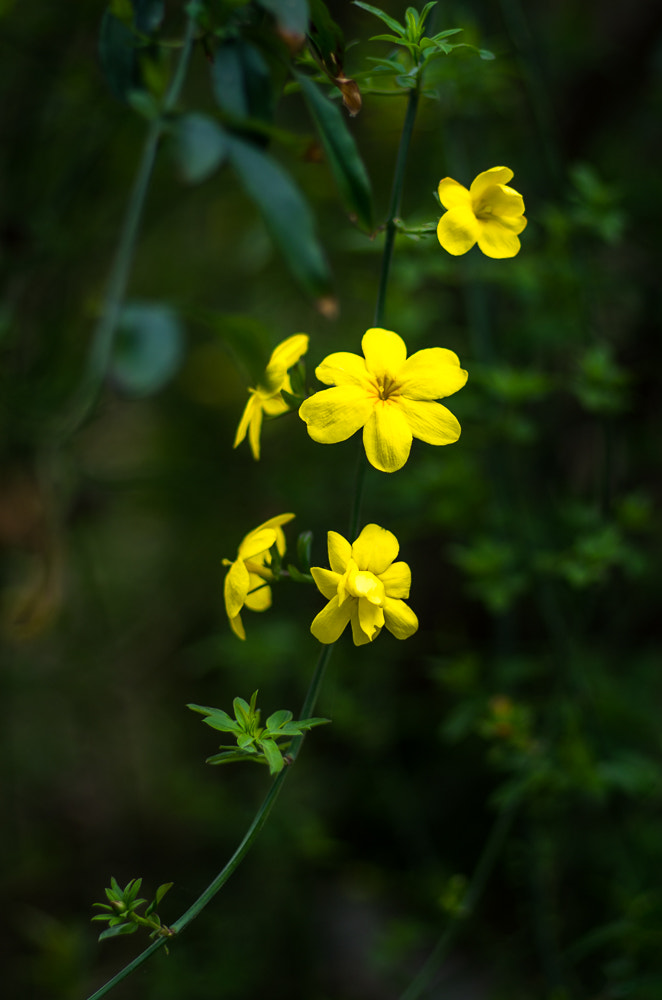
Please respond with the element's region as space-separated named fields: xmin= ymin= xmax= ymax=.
xmin=61 ymin=15 xmax=197 ymax=439
xmin=85 ymin=643 xmax=334 ymax=1000
xmin=374 ymin=87 xmax=420 ymax=327
xmin=348 ymin=442 xmax=368 ymax=540
xmin=398 ymin=801 xmax=517 ymax=1000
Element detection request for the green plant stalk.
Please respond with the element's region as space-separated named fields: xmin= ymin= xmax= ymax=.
xmin=63 ymin=15 xmax=197 ymax=438
xmin=398 ymin=801 xmax=517 ymax=1000
xmin=374 ymin=86 xmax=419 ymax=327
xmin=85 ymin=644 xmax=334 ymax=1000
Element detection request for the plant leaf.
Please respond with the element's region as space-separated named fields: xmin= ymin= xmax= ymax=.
xmin=257 ymin=0 xmax=309 ymax=35
xmin=227 ymin=134 xmax=331 ymax=298
xmin=353 ymin=2 xmax=404 ymax=36
xmin=111 ymin=302 xmax=184 ymax=397
xmin=296 ymin=73 xmax=373 ymax=230
xmin=174 ymin=114 xmax=229 ymax=184
xmin=260 ymin=737 xmax=285 ymax=774
xmin=99 ymin=923 xmax=138 ymax=941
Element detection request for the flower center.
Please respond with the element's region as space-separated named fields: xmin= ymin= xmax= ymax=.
xmin=374 ymin=374 xmax=399 ymax=401
xmin=347 ymin=569 xmax=384 ymax=605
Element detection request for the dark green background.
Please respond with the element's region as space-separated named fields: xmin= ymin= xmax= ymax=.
xmin=2 ymin=1 xmax=662 ymax=997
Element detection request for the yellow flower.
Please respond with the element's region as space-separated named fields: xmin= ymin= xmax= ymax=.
xmin=223 ymin=513 xmax=295 ymax=640
xmin=436 ymin=166 xmax=527 ymax=258
xmin=234 ymin=334 xmax=309 ymax=460
xmin=310 ymin=524 xmax=418 ymax=646
xmin=298 ymin=327 xmax=467 ymax=473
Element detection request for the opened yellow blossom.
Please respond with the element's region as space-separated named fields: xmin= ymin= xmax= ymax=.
xmin=436 ymin=166 xmax=527 ymax=258
xmin=311 ymin=524 xmax=418 ymax=646
xmin=234 ymin=334 xmax=309 ymax=460
xmin=298 ymin=328 xmax=467 ymax=473
xmin=223 ymin=513 xmax=295 ymax=640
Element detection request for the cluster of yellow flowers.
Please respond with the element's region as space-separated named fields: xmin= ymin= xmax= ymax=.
xmin=226 ymin=167 xmax=526 ymax=645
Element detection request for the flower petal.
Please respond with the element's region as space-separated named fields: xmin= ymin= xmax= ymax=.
xmin=362 ymin=403 xmax=412 ymax=473
xmin=311 ymin=595 xmax=353 ymax=644
xmin=327 ymin=531 xmax=351 ymax=574
xmin=261 ymin=392 xmax=289 ymax=416
xmin=398 ymin=348 xmax=468 ymax=400
xmin=352 ymin=524 xmax=399 ymax=575
xmin=476 ymin=183 xmax=525 ymax=221
xmin=476 ymin=218 xmax=522 ymax=259
xmin=436 ymin=205 xmax=480 ymax=256
xmin=350 ymin=606 xmax=376 ymax=646
xmin=299 ymin=386 xmax=373 ymax=443
xmin=229 ymin=613 xmax=246 ymax=640
xmin=469 ymin=166 xmax=514 ymax=199
xmin=311 ymin=566 xmax=341 ymax=600
xmin=224 ymin=559 xmax=250 ymax=619
xmin=357 ymin=596 xmax=385 ymax=641
xmin=248 ymin=399 xmax=264 ymax=459
xmin=261 ymin=334 xmax=309 ymax=394
xmin=379 ymin=560 xmax=411 ymax=599
xmin=399 ymin=398 xmax=461 ymax=445
xmin=383 ymin=597 xmax=419 ymax=639
xmin=234 ymin=392 xmax=259 ymax=449
xmin=361 ymin=328 xmax=407 ymax=381
xmin=244 ymin=580 xmax=272 ymax=611
xmin=315 ymin=352 xmax=370 ymax=388
xmin=437 ymin=177 xmax=471 ymax=210
xmin=239 ymin=528 xmax=278 ymax=561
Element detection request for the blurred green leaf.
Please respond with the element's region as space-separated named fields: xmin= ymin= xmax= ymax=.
xmin=99 ymin=9 xmax=141 ymax=102
xmin=296 ymin=73 xmax=373 ymax=230
xmin=174 ymin=114 xmax=229 ymax=183
xmin=111 ymin=303 xmax=184 ymax=396
xmin=261 ymin=737 xmax=285 ymax=774
xmin=227 ymin=134 xmax=331 ymax=297
xmin=257 ymin=0 xmax=309 ymax=34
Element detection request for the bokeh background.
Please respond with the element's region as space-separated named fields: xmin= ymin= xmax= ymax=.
xmin=2 ymin=1 xmax=662 ymax=998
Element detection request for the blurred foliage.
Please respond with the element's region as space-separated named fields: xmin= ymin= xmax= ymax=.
xmin=1 ymin=1 xmax=662 ymax=999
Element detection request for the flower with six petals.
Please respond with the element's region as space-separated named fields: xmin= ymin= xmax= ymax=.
xmin=436 ymin=166 xmax=526 ymax=259
xmin=298 ymin=328 xmax=467 ymax=473
xmin=234 ymin=334 xmax=309 ymax=460
xmin=223 ymin=514 xmax=295 ymax=640
xmin=310 ymin=523 xmax=418 ymax=646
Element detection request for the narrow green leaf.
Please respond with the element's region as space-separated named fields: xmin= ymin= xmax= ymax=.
xmin=155 ymin=882 xmax=174 ymax=905
xmin=205 ymin=750 xmax=262 ymax=765
xmin=297 ymin=530 xmax=312 ymax=572
xmin=293 ymin=716 xmax=330 ymax=729
xmin=233 ymin=696 xmax=252 ymax=726
xmin=227 ymin=135 xmax=331 ymax=298
xmin=353 ymin=2 xmax=404 ymax=36
xmin=296 ymin=73 xmax=373 ymax=230
xmin=175 ymin=114 xmax=229 ymax=184
xmin=260 ymin=738 xmax=285 ymax=774
xmin=99 ymin=923 xmax=138 ymax=941
xmin=257 ymin=0 xmax=309 ymax=35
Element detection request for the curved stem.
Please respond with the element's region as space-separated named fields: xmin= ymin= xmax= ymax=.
xmin=85 ymin=643 xmax=334 ymax=1000
xmin=398 ymin=801 xmax=517 ymax=1000
xmin=374 ymin=87 xmax=419 ymax=327
xmin=61 ymin=15 xmax=197 ymax=439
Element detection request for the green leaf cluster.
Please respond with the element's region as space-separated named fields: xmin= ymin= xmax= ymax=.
xmin=188 ymin=692 xmax=329 ymax=774
xmin=91 ymin=877 xmax=174 ymax=943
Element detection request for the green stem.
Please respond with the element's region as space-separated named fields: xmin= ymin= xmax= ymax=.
xmin=85 ymin=643 xmax=334 ymax=1000
xmin=61 ymin=16 xmax=197 ymax=439
xmin=374 ymin=87 xmax=419 ymax=327
xmin=398 ymin=801 xmax=517 ymax=1000
xmin=348 ymin=443 xmax=368 ymax=540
